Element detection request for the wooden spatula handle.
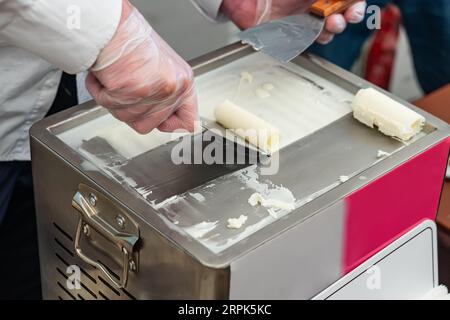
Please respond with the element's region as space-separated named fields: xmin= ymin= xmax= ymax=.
xmin=311 ymin=0 xmax=361 ymax=17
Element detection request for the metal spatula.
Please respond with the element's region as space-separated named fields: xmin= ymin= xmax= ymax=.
xmin=238 ymin=0 xmax=360 ymax=63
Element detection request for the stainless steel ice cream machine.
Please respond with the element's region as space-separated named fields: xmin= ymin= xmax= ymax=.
xmin=31 ymin=43 xmax=450 ymax=300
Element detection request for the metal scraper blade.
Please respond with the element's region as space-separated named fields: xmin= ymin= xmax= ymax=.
xmin=238 ymin=13 xmax=325 ymax=63
xmin=201 ymin=118 xmax=271 ymax=158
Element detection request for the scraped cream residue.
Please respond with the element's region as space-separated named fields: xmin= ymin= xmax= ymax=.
xmin=151 ymin=165 xmax=353 ymax=254
xmin=136 ymin=186 xmax=153 ymax=198
xmin=248 ymin=193 xmax=295 ymax=218
xmin=240 ymin=71 xmax=253 ymax=84
xmin=255 ymin=83 xmax=275 ymax=99
xmin=184 ymin=221 xmax=219 ymax=239
xmin=60 ymin=113 xmax=188 ymax=160
xmin=236 ymin=71 xmax=254 ymax=98
xmin=377 ymin=150 xmax=391 ymax=158
xmin=255 ymin=88 xmax=271 ymax=99
xmin=262 ymin=83 xmax=275 ymax=91
xmin=189 ymin=192 xmax=206 ymax=202
xmin=227 ymin=215 xmax=248 ymax=229
xmin=151 ymin=195 xmax=184 ymax=210
xmin=236 ymin=165 xmax=296 ymax=219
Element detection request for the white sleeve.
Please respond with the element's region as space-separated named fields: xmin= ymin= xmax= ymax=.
xmin=0 ymin=0 xmax=122 ymax=74
xmin=190 ymin=0 xmax=225 ymax=22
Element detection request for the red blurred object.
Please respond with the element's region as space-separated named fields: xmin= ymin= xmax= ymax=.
xmin=365 ymin=4 xmax=402 ymax=89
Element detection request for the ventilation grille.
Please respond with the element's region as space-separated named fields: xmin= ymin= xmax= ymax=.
xmin=52 ymin=222 xmax=137 ymax=300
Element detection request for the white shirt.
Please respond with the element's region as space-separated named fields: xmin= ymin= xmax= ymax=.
xmin=0 ymin=0 xmax=222 ymax=161
xmin=0 ymin=0 xmax=122 ymax=161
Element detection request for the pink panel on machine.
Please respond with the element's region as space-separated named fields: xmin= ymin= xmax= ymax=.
xmin=343 ymin=138 xmax=450 ymax=274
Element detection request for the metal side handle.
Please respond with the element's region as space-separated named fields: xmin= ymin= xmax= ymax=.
xmin=72 ymin=186 xmax=139 ymax=289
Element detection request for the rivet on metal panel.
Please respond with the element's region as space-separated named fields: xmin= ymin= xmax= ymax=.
xmin=82 ymin=224 xmax=90 ymax=237
xmin=88 ymin=193 xmax=97 ymax=207
xmin=116 ymin=215 xmax=126 ymax=229
xmin=129 ymin=260 xmax=136 ymax=272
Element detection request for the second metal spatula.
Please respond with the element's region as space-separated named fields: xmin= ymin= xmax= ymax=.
xmin=238 ymin=0 xmax=359 ymax=63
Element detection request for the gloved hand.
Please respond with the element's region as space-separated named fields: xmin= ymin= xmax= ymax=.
xmin=86 ymin=1 xmax=198 ymax=134
xmin=221 ymin=0 xmax=367 ymax=44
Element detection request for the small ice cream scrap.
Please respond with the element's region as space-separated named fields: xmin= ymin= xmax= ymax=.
xmin=248 ymin=193 xmax=296 ymax=218
xmin=377 ymin=150 xmax=391 ymax=158
xmin=262 ymin=83 xmax=275 ymax=91
xmin=240 ymin=71 xmax=253 ymax=84
xmin=227 ymin=215 xmax=248 ymax=229
xmin=255 ymin=88 xmax=271 ymax=99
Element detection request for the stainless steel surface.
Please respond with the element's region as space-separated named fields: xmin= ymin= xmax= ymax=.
xmin=238 ymin=13 xmax=324 ymax=62
xmin=90 ymin=114 xmax=421 ymax=256
xmin=230 ymin=201 xmax=345 ymax=299
xmin=31 ymin=139 xmax=229 ymax=299
xmin=31 ymin=42 xmax=450 ymax=299
xmin=313 ymin=220 xmax=438 ymax=300
xmin=31 ymin=42 xmax=450 ymax=269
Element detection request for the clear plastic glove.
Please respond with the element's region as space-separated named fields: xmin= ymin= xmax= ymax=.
xmin=86 ymin=1 xmax=198 ymax=134
xmin=221 ymin=0 xmax=367 ymax=44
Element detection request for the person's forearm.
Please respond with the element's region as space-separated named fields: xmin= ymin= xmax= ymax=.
xmin=0 ymin=0 xmax=122 ymax=74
